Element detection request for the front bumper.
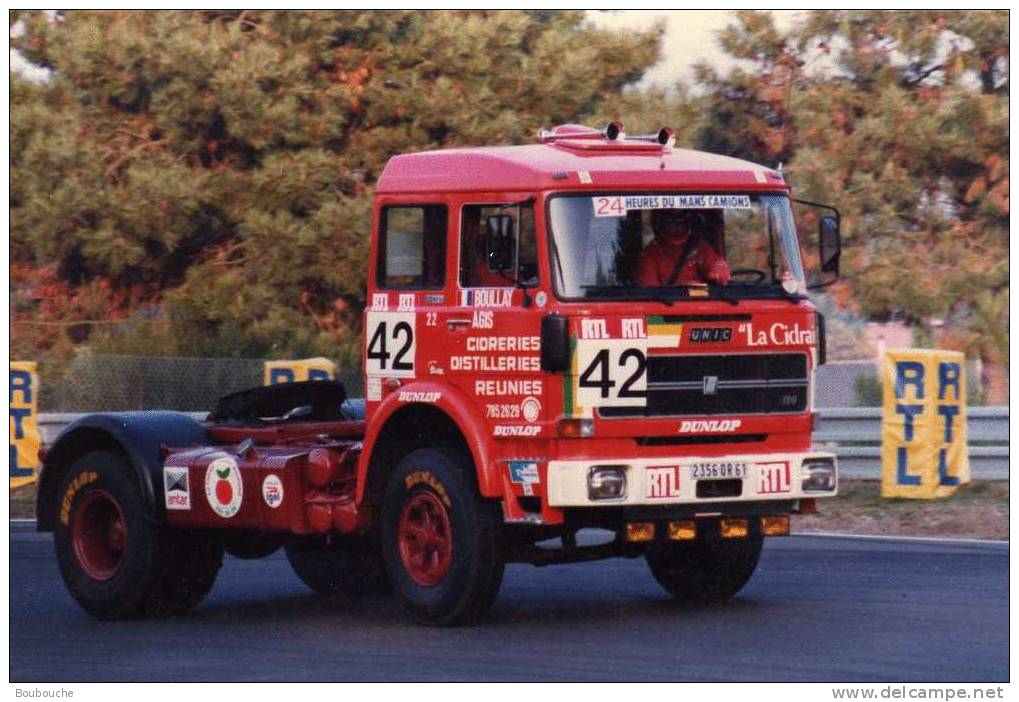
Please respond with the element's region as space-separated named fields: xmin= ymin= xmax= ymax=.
xmin=546 ymin=451 xmax=837 ymax=507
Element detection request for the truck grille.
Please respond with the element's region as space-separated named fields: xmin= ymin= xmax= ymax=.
xmin=600 ymin=353 xmax=808 ymax=418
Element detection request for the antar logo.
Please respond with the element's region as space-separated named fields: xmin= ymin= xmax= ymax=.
xmin=165 ymin=469 xmax=188 ymax=493
xmin=163 ymin=466 xmax=191 ymax=510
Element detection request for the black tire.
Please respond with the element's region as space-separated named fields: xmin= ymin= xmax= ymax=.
xmin=285 ymin=533 xmax=391 ymax=597
xmin=149 ymin=529 xmax=224 ymax=615
xmin=645 ymin=532 xmax=763 ymax=603
xmin=381 ymin=447 xmax=504 ymax=626
xmin=53 ymin=450 xmax=221 ymax=619
xmin=224 ymin=531 xmax=283 ymax=560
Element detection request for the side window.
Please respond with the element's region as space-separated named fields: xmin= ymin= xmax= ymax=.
xmin=459 ymin=204 xmax=538 ymax=288
xmin=377 ymin=205 xmax=447 ymax=289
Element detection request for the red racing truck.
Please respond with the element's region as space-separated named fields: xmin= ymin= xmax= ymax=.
xmin=38 ymin=123 xmax=841 ymax=625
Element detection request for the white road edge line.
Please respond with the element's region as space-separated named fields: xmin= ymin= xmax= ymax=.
xmin=794 ymin=531 xmax=1008 ymax=546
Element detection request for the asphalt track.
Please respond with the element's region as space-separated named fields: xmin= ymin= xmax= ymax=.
xmin=10 ymin=523 xmax=1008 ymax=682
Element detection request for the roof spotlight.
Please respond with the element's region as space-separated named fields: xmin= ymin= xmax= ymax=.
xmin=604 ymin=121 xmax=625 ymax=141
xmin=657 ymin=127 xmax=676 ymax=147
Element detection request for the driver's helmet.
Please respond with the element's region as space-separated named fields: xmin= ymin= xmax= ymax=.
xmin=651 ymin=209 xmax=697 ymax=247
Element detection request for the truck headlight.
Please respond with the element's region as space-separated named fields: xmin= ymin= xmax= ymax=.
xmin=588 ymin=466 xmax=627 ymax=501
xmin=801 ymin=459 xmax=836 ymax=492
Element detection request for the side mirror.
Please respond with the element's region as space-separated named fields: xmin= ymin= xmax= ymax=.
xmin=485 ymin=214 xmax=515 ymax=272
xmin=819 ymin=215 xmax=840 ymax=275
xmin=540 ymin=314 xmax=570 ymax=372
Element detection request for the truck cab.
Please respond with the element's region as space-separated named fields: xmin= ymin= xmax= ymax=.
xmin=361 ymin=123 xmax=838 ymax=534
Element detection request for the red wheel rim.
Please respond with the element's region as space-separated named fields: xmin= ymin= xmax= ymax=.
xmin=398 ymin=491 xmax=453 ymax=586
xmin=70 ymin=490 xmax=127 ymax=581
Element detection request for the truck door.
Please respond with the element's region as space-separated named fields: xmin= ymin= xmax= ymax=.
xmin=447 ymin=201 xmax=545 ymax=438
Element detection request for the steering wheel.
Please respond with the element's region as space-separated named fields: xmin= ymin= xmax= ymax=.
xmin=728 ymin=268 xmax=768 ymax=284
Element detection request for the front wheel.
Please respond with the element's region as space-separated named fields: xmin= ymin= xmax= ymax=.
xmin=645 ymin=532 xmax=763 ymax=603
xmin=381 ymin=448 xmax=504 ymax=626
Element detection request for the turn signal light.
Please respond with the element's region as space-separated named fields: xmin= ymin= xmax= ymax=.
xmin=557 ymin=418 xmax=594 ymax=438
xmin=720 ymin=518 xmax=749 ymax=539
xmin=667 ymin=521 xmax=697 ymax=541
xmin=625 ymin=522 xmax=655 ymax=542
xmin=761 ymin=515 xmax=790 ymax=537
xmin=796 ymin=498 xmax=817 ymax=515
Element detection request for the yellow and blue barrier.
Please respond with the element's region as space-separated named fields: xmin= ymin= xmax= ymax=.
xmin=10 ymin=362 xmax=41 ymax=488
xmin=263 ymin=357 xmax=336 ymax=386
xmin=881 ymin=349 xmax=970 ymax=498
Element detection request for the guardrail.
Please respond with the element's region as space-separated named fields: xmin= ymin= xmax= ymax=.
xmin=37 ymin=406 xmax=1008 ymax=480
xmin=813 ymin=406 xmax=1008 ymax=480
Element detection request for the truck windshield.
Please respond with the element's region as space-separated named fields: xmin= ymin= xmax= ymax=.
xmin=548 ymin=193 xmax=805 ymax=301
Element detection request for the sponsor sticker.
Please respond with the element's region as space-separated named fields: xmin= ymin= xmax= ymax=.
xmin=262 ymin=474 xmax=284 ymax=508
xmin=757 ymin=461 xmax=792 ymax=494
xmin=494 ymin=425 xmax=541 ymax=437
xmin=424 ymin=294 xmax=445 ymax=305
xmin=521 ymin=396 xmax=541 ymax=423
xmin=622 ymin=318 xmax=646 ymax=339
xmin=678 ymin=419 xmax=742 ymax=433
xmin=164 ymin=466 xmax=191 ymax=510
xmin=366 ymin=376 xmax=382 ymax=401
xmin=508 ymin=461 xmax=541 ymax=496
xmin=472 ymin=310 xmax=494 ymax=328
xmin=741 ymin=321 xmax=815 ymax=347
xmin=475 ymin=379 xmax=543 ymax=396
xmin=460 ymin=289 xmax=513 ymax=308
xmin=205 ymin=457 xmax=243 ymax=518
xmin=689 ymin=327 xmax=732 ymax=343
xmin=646 ymin=466 xmax=681 ymax=499
xmin=593 ymin=194 xmax=752 ymax=217
xmin=398 ymin=390 xmax=441 ymax=403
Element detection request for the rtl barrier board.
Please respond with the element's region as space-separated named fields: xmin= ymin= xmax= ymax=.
xmin=881 ymin=349 xmax=969 ymax=498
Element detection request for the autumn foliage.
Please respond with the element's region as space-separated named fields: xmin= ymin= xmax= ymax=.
xmin=10 ymin=10 xmax=1008 ymax=381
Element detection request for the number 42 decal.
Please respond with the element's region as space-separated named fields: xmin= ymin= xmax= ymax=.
xmin=575 ymin=341 xmax=647 ymax=408
xmin=365 ymin=312 xmax=416 ymax=378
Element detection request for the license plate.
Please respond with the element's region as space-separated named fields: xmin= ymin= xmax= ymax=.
xmin=691 ymin=461 xmax=748 ymax=479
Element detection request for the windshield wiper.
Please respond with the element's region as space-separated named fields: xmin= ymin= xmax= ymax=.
xmin=711 ymin=286 xmax=740 ymax=306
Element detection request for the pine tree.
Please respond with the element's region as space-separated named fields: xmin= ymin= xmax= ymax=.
xmin=697 ymin=11 xmax=1008 ymax=397
xmin=11 ymin=10 xmax=661 ymax=364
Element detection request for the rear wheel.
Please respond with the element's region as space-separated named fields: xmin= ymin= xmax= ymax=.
xmin=645 ymin=532 xmax=763 ymax=603
xmin=54 ymin=451 xmax=221 ymax=618
xmin=285 ymin=533 xmax=390 ymax=597
xmin=381 ymin=448 xmax=504 ymax=626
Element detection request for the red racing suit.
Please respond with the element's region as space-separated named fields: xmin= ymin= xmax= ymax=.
xmin=636 ymin=236 xmax=731 ymax=287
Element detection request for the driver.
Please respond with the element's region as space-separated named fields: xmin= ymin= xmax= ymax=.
xmin=636 ymin=209 xmax=730 ymax=287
